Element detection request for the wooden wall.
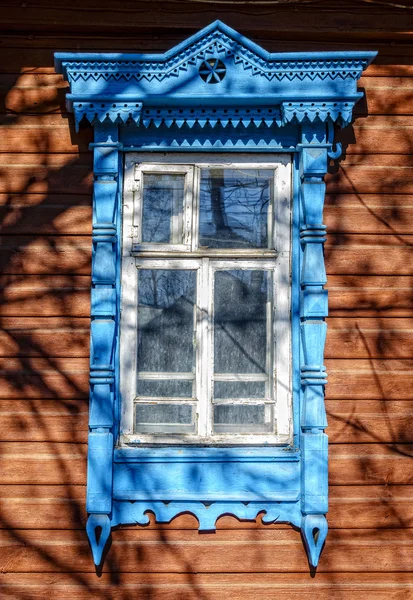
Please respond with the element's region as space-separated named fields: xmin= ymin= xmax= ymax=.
xmin=1 ymin=1 xmax=413 ymax=597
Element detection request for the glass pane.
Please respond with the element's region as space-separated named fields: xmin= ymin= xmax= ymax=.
xmin=199 ymin=168 xmax=273 ymax=248
xmin=142 ymin=174 xmax=185 ymax=243
xmin=137 ymin=269 xmax=196 ymax=374
xmin=134 ymin=403 xmax=195 ymax=434
xmin=214 ymin=270 xmax=270 ymax=375
xmin=137 ymin=379 xmax=193 ymax=398
xmin=214 ymin=381 xmax=266 ymax=399
xmin=213 ymin=404 xmax=273 ymax=433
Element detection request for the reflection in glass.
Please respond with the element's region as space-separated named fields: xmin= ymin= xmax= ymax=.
xmin=142 ymin=174 xmax=185 ymax=243
xmin=213 ymin=404 xmax=273 ymax=433
xmin=214 ymin=270 xmax=270 ymax=375
xmin=137 ymin=270 xmax=196 ymax=394
xmin=199 ymin=168 xmax=273 ymax=248
xmin=135 ymin=403 xmax=195 ymax=434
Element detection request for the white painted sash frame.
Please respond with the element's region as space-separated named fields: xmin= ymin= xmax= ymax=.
xmin=121 ymin=153 xmax=292 ymax=445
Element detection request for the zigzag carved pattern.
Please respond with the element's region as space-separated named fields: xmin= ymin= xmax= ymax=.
xmin=64 ymin=32 xmax=369 ymax=84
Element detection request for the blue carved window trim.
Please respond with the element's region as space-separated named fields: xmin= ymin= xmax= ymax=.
xmin=55 ymin=20 xmax=376 ymax=569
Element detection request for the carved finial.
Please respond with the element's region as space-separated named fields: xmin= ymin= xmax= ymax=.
xmin=86 ymin=514 xmax=111 ymax=566
xmin=302 ymin=514 xmax=328 ymax=567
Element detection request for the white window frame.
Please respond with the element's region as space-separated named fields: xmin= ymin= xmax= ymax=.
xmin=120 ymin=153 xmax=292 ymax=445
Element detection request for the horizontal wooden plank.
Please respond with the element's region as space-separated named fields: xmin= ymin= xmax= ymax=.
xmin=327 ymin=399 xmax=413 ymax=443
xmin=0 ymin=204 xmax=92 ymax=235
xmin=327 ymin=275 xmax=413 ymax=317
xmin=0 ymin=442 xmax=86 ymax=485
xmin=325 ymin=235 xmax=413 ymax=275
xmin=0 ymin=275 xmax=90 ymax=316
xmin=1 ymin=484 xmax=413 ymax=531
xmin=325 ymin=193 xmax=413 ymax=234
xmin=329 ymin=443 xmax=413 ymax=486
xmin=1 ymin=441 xmax=413 ymax=486
xmin=347 ymin=116 xmax=413 ymax=155
xmin=0 ymin=155 xmax=92 ymax=194
xmin=326 ymin=359 xmax=413 ymax=400
xmin=1 ymin=527 xmax=413 ymax=573
xmin=0 ymin=117 xmax=91 ymax=153
xmin=0 ymin=0 xmax=411 ymax=36
xmin=326 ymin=165 xmax=413 ymax=195
xmin=0 ymin=192 xmax=91 ymax=207
xmin=0 ymin=357 xmax=89 ymax=399
xmin=326 ymin=318 xmax=413 ymax=358
xmin=0 ymin=485 xmax=87 ymax=529
xmin=0 ymin=317 xmax=89 ymax=357
xmin=1 ymin=572 xmax=413 ymax=600
xmin=0 ymin=236 xmax=91 ymax=275
xmin=0 ymin=399 xmax=88 ymax=442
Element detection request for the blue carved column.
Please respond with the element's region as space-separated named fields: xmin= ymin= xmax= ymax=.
xmin=298 ymin=124 xmax=329 ymax=567
xmin=86 ymin=122 xmax=122 ymax=565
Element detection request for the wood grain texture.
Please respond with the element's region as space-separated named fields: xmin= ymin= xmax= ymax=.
xmin=0 ymin=357 xmax=89 ymax=399
xmin=326 ymin=359 xmax=413 ymax=400
xmin=0 ymin=0 xmax=411 ymax=37
xmin=0 ymin=275 xmax=90 ymax=316
xmin=327 ymin=399 xmax=413 ymax=443
xmin=0 ymin=155 xmax=92 ymax=194
xmin=326 ymin=318 xmax=413 ymax=358
xmin=1 ymin=528 xmax=413 ymax=573
xmin=0 ymin=317 xmax=90 ymax=357
xmin=0 ymin=236 xmax=91 ymax=275
xmin=0 ymin=399 xmax=88 ymax=442
xmin=327 ymin=275 xmax=413 ymax=317
xmin=325 ymin=194 xmax=413 ymax=234
xmin=1 ymin=572 xmax=413 ymax=600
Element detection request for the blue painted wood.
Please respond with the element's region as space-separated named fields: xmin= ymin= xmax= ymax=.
xmin=54 ymin=21 xmax=376 ymax=568
xmin=302 ymin=514 xmax=328 ymax=568
xmin=112 ymin=500 xmax=302 ymax=531
xmin=113 ymin=458 xmax=300 ymax=502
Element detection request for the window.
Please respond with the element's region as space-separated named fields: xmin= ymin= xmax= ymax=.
xmin=55 ymin=19 xmax=376 ymax=568
xmin=121 ymin=155 xmax=291 ymax=444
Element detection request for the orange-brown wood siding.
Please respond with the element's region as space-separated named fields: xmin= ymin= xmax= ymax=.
xmin=0 ymin=2 xmax=413 ymax=597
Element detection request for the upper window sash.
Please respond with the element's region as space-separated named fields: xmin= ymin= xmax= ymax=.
xmin=125 ymin=154 xmax=291 ymax=256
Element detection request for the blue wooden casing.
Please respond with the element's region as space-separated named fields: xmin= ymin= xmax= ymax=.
xmin=55 ymin=20 xmax=376 ymax=568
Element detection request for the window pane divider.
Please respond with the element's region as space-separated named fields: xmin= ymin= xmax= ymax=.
xmin=137 ymin=372 xmax=195 ymax=380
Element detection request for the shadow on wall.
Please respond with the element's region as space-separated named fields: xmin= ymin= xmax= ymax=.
xmin=0 ymin=43 xmax=413 ymax=598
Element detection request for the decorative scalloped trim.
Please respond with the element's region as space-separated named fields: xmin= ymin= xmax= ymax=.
xmin=140 ymin=106 xmax=282 ymax=128
xmin=73 ymin=101 xmax=142 ymax=131
xmin=282 ymin=101 xmax=355 ymax=126
xmin=112 ymin=500 xmax=302 ymax=532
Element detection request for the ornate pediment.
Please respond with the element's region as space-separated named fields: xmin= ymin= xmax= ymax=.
xmin=55 ymin=21 xmax=376 ymax=130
